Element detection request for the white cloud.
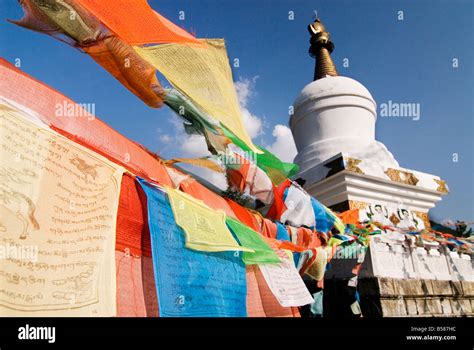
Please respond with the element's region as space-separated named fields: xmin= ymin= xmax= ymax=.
xmin=158 ymin=134 xmax=173 ymax=144
xmin=180 ymin=134 xmax=210 ymax=158
xmin=266 ymin=124 xmax=297 ymax=162
xmin=241 ymin=109 xmax=263 ymax=139
xmin=234 ymin=76 xmax=258 ymax=108
xmin=235 ymin=77 xmax=263 ymax=139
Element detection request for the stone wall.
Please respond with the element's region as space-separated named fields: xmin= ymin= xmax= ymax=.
xmin=359 ymin=278 xmax=473 ymax=317
xmin=323 ymin=234 xmax=473 ymax=317
xmin=324 ymin=277 xmax=474 ymax=317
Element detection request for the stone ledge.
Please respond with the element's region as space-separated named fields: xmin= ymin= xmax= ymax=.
xmin=324 ymin=277 xmax=474 ymax=317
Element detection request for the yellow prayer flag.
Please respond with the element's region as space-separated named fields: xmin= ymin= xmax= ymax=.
xmin=134 ymin=40 xmax=260 ymax=154
xmin=165 ymin=187 xmax=253 ymax=252
xmin=0 ymin=104 xmax=123 ymax=316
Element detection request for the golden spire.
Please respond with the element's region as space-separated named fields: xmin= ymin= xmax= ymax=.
xmin=308 ymin=18 xmax=338 ymax=80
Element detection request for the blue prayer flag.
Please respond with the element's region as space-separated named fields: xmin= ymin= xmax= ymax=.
xmin=137 ymin=178 xmax=247 ymax=317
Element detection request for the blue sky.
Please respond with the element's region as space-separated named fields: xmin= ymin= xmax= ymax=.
xmin=0 ymin=0 xmax=472 ymax=222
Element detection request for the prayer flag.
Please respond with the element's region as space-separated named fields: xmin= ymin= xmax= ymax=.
xmin=226 ymin=217 xmax=280 ymax=265
xmin=137 ymin=178 xmax=247 ymax=317
xmin=165 ymin=187 xmax=251 ymax=252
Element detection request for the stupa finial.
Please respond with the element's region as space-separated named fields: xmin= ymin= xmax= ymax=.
xmin=308 ymin=17 xmax=338 ymax=80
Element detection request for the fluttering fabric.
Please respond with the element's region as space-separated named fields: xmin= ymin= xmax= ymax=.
xmin=163 ymin=88 xmax=229 ymax=154
xmin=166 ymin=186 xmax=251 ymax=252
xmin=226 ymin=218 xmax=281 ymax=265
xmin=221 ymin=124 xmax=299 ymax=185
xmin=75 ymin=0 xmax=199 ymax=45
xmin=134 ymin=39 xmax=259 ymax=153
xmin=137 ymin=178 xmax=247 ymax=317
xmin=164 ymin=166 xmax=192 ymax=188
xmin=10 ymin=0 xmax=165 ymax=107
xmin=310 ymin=291 xmax=324 ymax=316
xmin=165 ymin=88 xmax=299 ymax=187
xmin=265 ymin=179 xmax=346 ymax=235
xmin=0 ymin=104 xmax=123 ymax=316
xmin=84 ymin=36 xmax=165 ymax=107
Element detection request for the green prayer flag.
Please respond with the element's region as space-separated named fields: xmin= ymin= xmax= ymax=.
xmin=226 ymin=217 xmax=281 ymax=265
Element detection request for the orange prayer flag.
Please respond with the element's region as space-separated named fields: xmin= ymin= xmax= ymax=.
xmin=76 ymin=0 xmax=199 ymax=45
xmin=339 ymin=208 xmax=360 ymax=225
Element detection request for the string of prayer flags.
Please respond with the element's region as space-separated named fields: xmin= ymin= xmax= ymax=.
xmin=165 ymin=186 xmax=252 ymax=253
xmin=137 ymin=178 xmax=247 ymax=317
xmin=226 ymin=217 xmax=281 ymax=265
xmin=0 ymin=103 xmax=123 ymax=316
xmin=220 ymin=124 xmax=299 ymax=185
xmin=10 ymin=0 xmax=166 ymax=108
xmin=257 ymin=250 xmax=314 ymax=307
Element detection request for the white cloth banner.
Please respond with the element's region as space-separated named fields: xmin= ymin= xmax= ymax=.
xmin=258 ymin=250 xmax=313 ymax=307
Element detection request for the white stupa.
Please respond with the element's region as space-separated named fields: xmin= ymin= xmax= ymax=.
xmin=290 ymin=20 xmax=473 ymax=318
xmin=290 ymin=19 xmax=448 ymax=230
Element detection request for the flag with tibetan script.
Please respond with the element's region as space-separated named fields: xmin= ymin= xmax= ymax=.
xmin=165 ymin=186 xmax=252 ymax=253
xmin=0 ymin=103 xmax=123 ymax=316
xmin=137 ymin=178 xmax=247 ymax=317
